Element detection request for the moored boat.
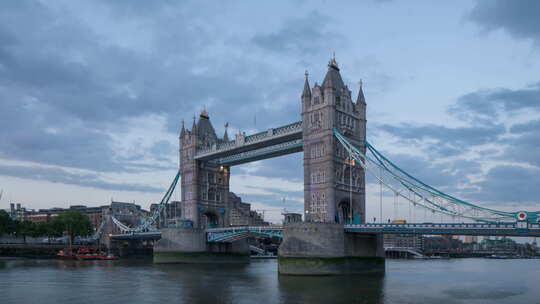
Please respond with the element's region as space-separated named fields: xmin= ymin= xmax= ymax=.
xmin=57 ymin=248 xmax=118 ymax=260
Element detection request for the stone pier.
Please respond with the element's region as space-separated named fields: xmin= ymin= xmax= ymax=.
xmin=278 ymin=222 xmax=385 ymax=275
xmin=153 ymin=228 xmax=250 ymax=264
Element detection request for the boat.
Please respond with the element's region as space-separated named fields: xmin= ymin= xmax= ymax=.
xmin=486 ymin=254 xmax=511 ymax=259
xmin=57 ymin=248 xmax=118 ymax=260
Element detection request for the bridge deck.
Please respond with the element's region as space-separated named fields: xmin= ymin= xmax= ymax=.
xmin=110 ymin=222 xmax=540 ymax=242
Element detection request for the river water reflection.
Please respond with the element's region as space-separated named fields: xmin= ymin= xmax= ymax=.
xmin=0 ymin=258 xmax=539 ymax=303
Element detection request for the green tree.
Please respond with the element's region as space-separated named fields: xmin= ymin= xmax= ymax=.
xmin=16 ymin=220 xmax=36 ymax=243
xmin=54 ymin=210 xmax=92 ymax=245
xmin=0 ymin=210 xmax=13 ymax=234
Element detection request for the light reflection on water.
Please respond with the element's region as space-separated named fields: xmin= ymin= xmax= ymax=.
xmin=0 ymin=258 xmax=538 ymax=304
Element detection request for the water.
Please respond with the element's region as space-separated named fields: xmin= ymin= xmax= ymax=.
xmin=0 ymin=258 xmax=539 ymax=304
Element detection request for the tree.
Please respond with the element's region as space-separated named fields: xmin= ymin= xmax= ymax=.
xmin=54 ymin=210 xmax=92 ymax=245
xmin=0 ymin=210 xmax=13 ymax=234
xmin=0 ymin=210 xmax=15 ymax=234
xmin=16 ymin=220 xmax=36 ymax=243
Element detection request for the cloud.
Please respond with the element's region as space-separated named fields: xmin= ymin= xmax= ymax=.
xmin=0 ymin=1 xmax=308 ymax=180
xmin=0 ymin=164 xmax=163 ymax=193
xmin=377 ymin=123 xmax=505 ymax=157
xmin=252 ymin=11 xmax=345 ymax=55
xmin=469 ymin=165 xmax=540 ymax=203
xmin=375 ymin=81 xmax=540 ymax=206
xmin=449 ymin=83 xmax=540 ymax=123
xmin=468 ymin=0 xmax=540 ymax=45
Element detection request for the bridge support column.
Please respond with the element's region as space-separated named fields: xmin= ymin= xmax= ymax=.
xmin=153 ymin=228 xmax=249 ymax=264
xmin=278 ymin=222 xmax=385 ymax=275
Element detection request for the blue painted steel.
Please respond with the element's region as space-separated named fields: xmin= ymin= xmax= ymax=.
xmin=206 ymin=227 xmax=284 ymax=242
xmin=205 ymin=222 xmax=540 ymax=242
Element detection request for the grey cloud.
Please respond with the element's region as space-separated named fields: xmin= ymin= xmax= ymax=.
xmin=449 ymin=83 xmax=540 ymax=123
xmin=510 ymin=119 xmax=540 ymax=134
xmin=252 ymin=11 xmax=345 ymax=55
xmin=367 ymin=151 xmax=480 ymax=192
xmin=469 ymin=0 xmax=540 ymax=45
xmin=373 ymin=79 xmax=540 ymax=207
xmin=368 ymin=148 xmax=540 ymax=206
xmin=468 ymin=165 xmax=540 ymax=204
xmin=505 ymin=131 xmax=540 ymax=167
xmin=0 ymin=164 xmax=163 ymax=193
xmin=377 ymin=123 xmax=505 ymax=157
xmin=0 ymin=0 xmax=307 ymax=176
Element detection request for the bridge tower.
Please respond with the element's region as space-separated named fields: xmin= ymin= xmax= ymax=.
xmin=278 ymin=58 xmax=383 ymax=275
xmin=302 ymin=57 xmax=366 ymax=224
xmin=179 ymin=110 xmax=231 ymax=228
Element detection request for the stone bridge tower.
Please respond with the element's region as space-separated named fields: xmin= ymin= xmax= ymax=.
xmin=179 ymin=110 xmax=231 ymax=228
xmin=302 ymin=57 xmax=366 ymax=224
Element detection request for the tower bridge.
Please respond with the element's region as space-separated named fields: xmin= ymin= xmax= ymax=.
xmin=109 ymin=57 xmax=540 ymax=275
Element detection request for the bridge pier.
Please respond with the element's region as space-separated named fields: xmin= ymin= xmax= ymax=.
xmin=278 ymin=222 xmax=385 ymax=275
xmin=153 ymin=228 xmax=249 ymax=264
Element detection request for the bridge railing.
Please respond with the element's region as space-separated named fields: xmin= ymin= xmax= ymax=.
xmin=195 ymin=121 xmax=302 ymax=157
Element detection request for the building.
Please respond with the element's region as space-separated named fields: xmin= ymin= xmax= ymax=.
xmin=463 ymin=235 xmax=478 ymax=244
xmin=178 ymin=58 xmax=368 ymax=227
xmin=9 ymin=203 xmax=26 ymax=221
xmin=106 ymin=201 xmax=150 ymax=229
xmin=19 ymin=201 xmax=149 ymax=233
xmin=24 ymin=207 xmax=65 ymax=223
xmin=227 ymin=192 xmax=268 ymax=226
xmin=150 ymin=200 xmax=182 ymax=228
xmin=384 ymin=234 xmax=424 ymax=250
xmin=283 ymin=213 xmax=302 ymax=224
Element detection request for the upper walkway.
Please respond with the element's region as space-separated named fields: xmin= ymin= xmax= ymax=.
xmin=194 ymin=121 xmax=303 ymax=165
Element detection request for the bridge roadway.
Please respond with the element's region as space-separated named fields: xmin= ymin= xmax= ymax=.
xmin=111 ymin=222 xmax=540 ymax=242
xmin=205 ymin=222 xmax=540 ymax=242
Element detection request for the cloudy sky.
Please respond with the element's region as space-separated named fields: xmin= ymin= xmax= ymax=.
xmin=0 ymin=0 xmax=539 ymax=222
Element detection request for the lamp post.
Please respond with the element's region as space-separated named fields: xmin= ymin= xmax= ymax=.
xmin=349 ymin=157 xmax=355 ymax=224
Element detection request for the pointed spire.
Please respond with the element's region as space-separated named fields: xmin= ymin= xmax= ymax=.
xmin=191 ymin=115 xmax=197 ymax=133
xmin=180 ymin=119 xmax=185 ymax=136
xmin=356 ymin=79 xmax=366 ymax=104
xmin=302 ymin=70 xmax=311 ymax=98
xmin=322 ymin=55 xmax=344 ymax=90
xmin=223 ymin=122 xmax=229 ymax=141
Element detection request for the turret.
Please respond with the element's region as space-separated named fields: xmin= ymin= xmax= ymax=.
xmin=223 ymin=122 xmax=229 ymax=141
xmin=302 ymin=71 xmax=311 ymax=108
xmin=191 ymin=115 xmax=197 ymax=135
xmin=321 ymin=55 xmax=345 ymax=105
xmin=180 ymin=120 xmax=185 ymax=137
xmin=356 ymin=80 xmax=366 ymax=105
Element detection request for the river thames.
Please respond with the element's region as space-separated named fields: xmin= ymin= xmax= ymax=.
xmin=1 ymin=258 xmax=539 ymax=304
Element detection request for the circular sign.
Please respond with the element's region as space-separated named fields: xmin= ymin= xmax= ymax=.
xmin=517 ymin=211 xmax=527 ymax=221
